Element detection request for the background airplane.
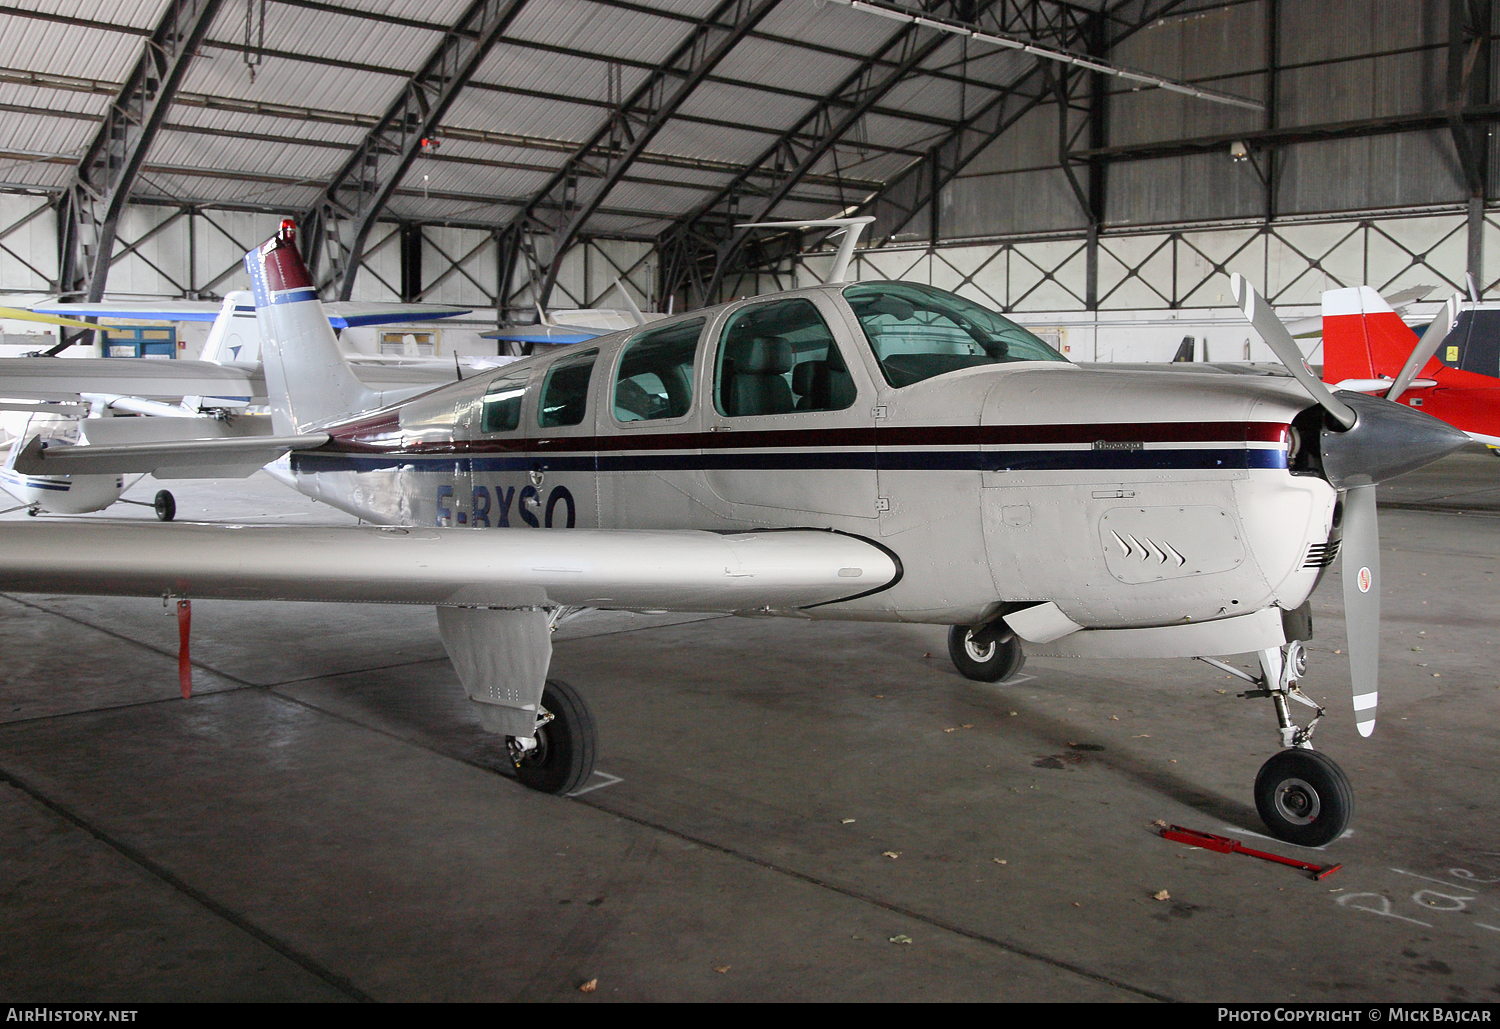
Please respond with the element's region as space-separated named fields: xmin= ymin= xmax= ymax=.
xmin=0 ymin=295 xmax=478 ymax=518
xmin=0 ymin=223 xmax=1471 ymax=850
xmin=1320 ymin=286 xmax=1500 ymax=448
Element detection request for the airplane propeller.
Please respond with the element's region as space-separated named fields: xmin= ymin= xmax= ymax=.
xmin=1231 ymin=275 xmax=1355 ymax=430
xmin=1230 ymin=274 xmax=1470 ymax=739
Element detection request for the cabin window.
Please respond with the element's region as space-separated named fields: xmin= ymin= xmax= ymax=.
xmin=713 ymin=298 xmax=855 ymax=417
xmin=843 ymin=282 xmax=1067 ymax=388
xmin=537 ymin=349 xmax=598 ymax=428
xmin=613 ymin=319 xmax=705 ymax=422
xmin=478 ymin=371 xmax=528 ymax=433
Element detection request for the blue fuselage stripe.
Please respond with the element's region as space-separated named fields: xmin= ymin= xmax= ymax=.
xmin=291 ymin=447 xmax=1286 ymax=475
xmin=0 ymin=471 xmax=70 ymax=491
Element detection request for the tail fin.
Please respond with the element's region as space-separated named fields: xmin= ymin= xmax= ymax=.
xmin=244 ymin=222 xmax=376 ymax=433
xmin=199 ymin=291 xmax=262 ymax=364
xmin=1321 ymin=286 xmax=1420 ymax=385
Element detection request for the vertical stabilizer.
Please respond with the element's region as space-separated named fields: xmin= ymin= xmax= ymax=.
xmin=245 ymin=222 xmax=376 ymax=433
xmin=199 ymin=291 xmax=262 ymax=364
xmin=1321 ymin=286 xmax=1419 ymax=385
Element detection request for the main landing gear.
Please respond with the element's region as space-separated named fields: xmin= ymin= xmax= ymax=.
xmin=948 ymin=623 xmax=1026 ymax=682
xmin=1202 ymin=640 xmax=1353 ymax=848
xmin=506 ymin=678 xmax=597 ymax=795
xmin=116 ymin=488 xmax=176 ymax=520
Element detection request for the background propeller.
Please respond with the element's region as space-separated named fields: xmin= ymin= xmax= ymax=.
xmin=1232 ymin=276 xmax=1469 ymax=739
xmin=1386 ymin=293 xmax=1459 ymax=404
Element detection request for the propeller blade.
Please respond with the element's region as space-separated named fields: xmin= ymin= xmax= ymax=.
xmin=1231 ymin=274 xmax=1356 ymax=429
xmin=1386 ymin=293 xmax=1459 ymax=403
xmin=1341 ymin=484 xmax=1380 ymax=737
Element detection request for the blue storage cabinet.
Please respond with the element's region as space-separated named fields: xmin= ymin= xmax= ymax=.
xmin=101 ymin=325 xmax=176 ymax=359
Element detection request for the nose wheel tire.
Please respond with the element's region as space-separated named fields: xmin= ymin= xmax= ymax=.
xmin=947 ymin=624 xmax=1025 ymax=683
xmin=153 ymin=490 xmax=176 ymax=522
xmin=1254 ymin=748 xmax=1353 ymax=848
xmin=508 ymin=678 xmax=597 ymax=795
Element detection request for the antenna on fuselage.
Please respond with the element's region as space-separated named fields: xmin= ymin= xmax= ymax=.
xmin=733 ymin=216 xmax=877 ymax=285
xmin=607 ymin=278 xmax=647 ymax=326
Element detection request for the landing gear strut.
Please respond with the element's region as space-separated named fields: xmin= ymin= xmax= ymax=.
xmin=506 ymin=678 xmax=597 ymax=795
xmin=1201 ymin=640 xmax=1352 ymax=848
xmin=947 ymin=623 xmax=1025 ymax=682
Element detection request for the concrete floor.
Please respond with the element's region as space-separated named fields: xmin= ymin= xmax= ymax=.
xmin=1 ymin=455 xmax=1498 ymax=1002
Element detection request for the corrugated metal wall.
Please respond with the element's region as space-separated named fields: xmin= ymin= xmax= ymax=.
xmin=944 ymin=0 xmax=1476 ymax=235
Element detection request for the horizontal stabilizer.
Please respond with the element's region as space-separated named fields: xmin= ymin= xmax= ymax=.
xmin=0 ymin=357 xmax=262 ymax=401
xmin=0 ymin=524 xmax=900 ymax=612
xmin=13 ymin=432 xmax=328 ymax=479
xmin=0 ymin=358 xmax=457 ymax=407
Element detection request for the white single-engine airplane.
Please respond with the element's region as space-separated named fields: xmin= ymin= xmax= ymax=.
xmin=0 ymin=223 xmax=1469 ymax=844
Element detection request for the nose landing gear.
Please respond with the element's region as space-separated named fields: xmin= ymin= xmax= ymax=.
xmin=947 ymin=623 xmax=1025 ymax=682
xmin=1200 ymin=640 xmax=1353 ymax=848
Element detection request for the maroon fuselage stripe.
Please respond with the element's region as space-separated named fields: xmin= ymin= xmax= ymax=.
xmin=317 ymin=419 xmax=1288 ymax=457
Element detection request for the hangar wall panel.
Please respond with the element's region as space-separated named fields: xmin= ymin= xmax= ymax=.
xmin=834 ymin=209 xmax=1490 ymax=313
xmin=0 ymin=195 xmax=57 ymax=295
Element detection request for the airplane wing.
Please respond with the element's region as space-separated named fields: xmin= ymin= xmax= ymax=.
xmin=0 ymin=523 xmax=899 ymax=612
xmin=12 ymin=431 xmax=328 ymax=479
xmin=0 ymin=357 xmax=263 ymax=400
xmin=481 ymin=325 xmax=607 ymax=344
xmin=320 ymin=302 xmax=471 ymax=328
xmin=0 ymin=356 xmax=460 ymax=406
xmin=30 ymin=300 xmax=223 ymax=321
xmin=30 ymin=300 xmax=471 ymax=328
xmin=0 ymin=306 xmax=106 ymax=331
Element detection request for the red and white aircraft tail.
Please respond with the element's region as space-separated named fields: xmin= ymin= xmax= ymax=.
xmin=245 ymin=221 xmax=378 ymax=434
xmin=1320 ymin=286 xmax=1433 ymax=390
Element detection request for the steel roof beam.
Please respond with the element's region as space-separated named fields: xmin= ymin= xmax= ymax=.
xmin=0 ymin=67 xmax=895 ymax=187
xmin=504 ymin=0 xmax=783 ymax=310
xmin=302 ymin=0 xmax=532 ymax=301
xmin=55 ymin=0 xmax=223 ymax=308
xmin=771 ymin=0 xmax=1191 ymax=272
xmin=668 ymin=0 xmax=1006 ymax=305
xmin=269 ymin=0 xmax=1010 ymax=93
xmin=0 ymin=4 xmax=971 ymax=135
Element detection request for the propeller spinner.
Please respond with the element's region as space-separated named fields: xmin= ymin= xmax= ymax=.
xmin=1231 ymin=275 xmax=1470 ymax=738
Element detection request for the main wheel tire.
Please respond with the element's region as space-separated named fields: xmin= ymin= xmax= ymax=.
xmin=510 ymin=678 xmax=597 ymax=795
xmin=1254 ymin=748 xmax=1353 ymax=848
xmin=153 ymin=490 xmax=176 ymax=522
xmin=947 ymin=624 xmax=1025 ymax=683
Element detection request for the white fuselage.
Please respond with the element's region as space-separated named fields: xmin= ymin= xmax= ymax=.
xmin=281 ymin=286 xmax=1336 ymax=630
xmin=0 ymin=436 xmax=125 ymax=514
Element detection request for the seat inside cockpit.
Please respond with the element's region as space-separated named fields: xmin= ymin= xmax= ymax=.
xmin=715 ymin=298 xmax=856 ymax=417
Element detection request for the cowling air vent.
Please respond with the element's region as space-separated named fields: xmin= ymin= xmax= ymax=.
xmin=1099 ymin=506 xmax=1245 ymax=584
xmin=1302 ymin=538 xmax=1341 ymax=569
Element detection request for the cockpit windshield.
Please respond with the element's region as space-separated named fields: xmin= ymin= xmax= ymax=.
xmin=843 ymin=282 xmax=1068 ymax=388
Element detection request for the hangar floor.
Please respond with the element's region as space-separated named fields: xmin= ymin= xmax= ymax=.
xmin=1 ymin=452 xmax=1498 ymax=1003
